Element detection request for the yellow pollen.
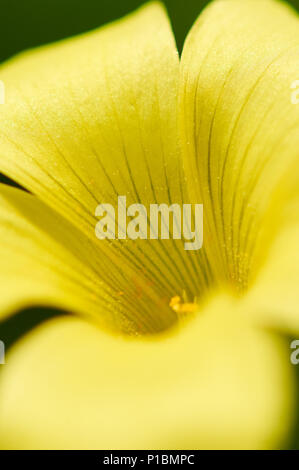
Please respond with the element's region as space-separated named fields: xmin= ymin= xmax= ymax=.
xmin=169 ymin=296 xmax=199 ymax=314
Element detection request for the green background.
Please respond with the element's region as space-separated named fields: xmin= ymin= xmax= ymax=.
xmin=0 ymin=0 xmax=299 ymax=63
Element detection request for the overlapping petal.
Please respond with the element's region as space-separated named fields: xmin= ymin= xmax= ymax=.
xmin=179 ymin=0 xmax=299 ymax=291
xmin=0 ymin=183 xmax=129 ymax=329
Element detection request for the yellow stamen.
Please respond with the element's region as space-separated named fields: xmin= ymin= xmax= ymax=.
xmin=169 ymin=296 xmax=199 ymax=314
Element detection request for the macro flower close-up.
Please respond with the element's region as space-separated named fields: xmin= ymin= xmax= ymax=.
xmin=0 ymin=0 xmax=299 ymax=450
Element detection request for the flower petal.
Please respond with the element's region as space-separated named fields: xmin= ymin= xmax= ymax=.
xmin=0 ymin=297 xmax=294 ymax=449
xmin=0 ymin=2 xmax=179 ymax=236
xmin=0 ymin=184 xmax=132 ymax=329
xmin=179 ymin=0 xmax=299 ymax=289
xmin=0 ymin=183 xmax=186 ymax=333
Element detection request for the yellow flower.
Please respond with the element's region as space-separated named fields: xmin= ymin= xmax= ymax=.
xmin=0 ymin=0 xmax=298 ymax=449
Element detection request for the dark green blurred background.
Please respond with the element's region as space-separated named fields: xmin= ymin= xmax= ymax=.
xmin=0 ymin=0 xmax=298 ymax=63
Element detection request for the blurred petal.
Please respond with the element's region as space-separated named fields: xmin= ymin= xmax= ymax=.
xmin=0 ymin=297 xmax=294 ymax=449
xmin=0 ymin=1 xmax=209 ymax=319
xmin=246 ymin=190 xmax=299 ymax=334
xmin=179 ymin=0 xmax=299 ymax=289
